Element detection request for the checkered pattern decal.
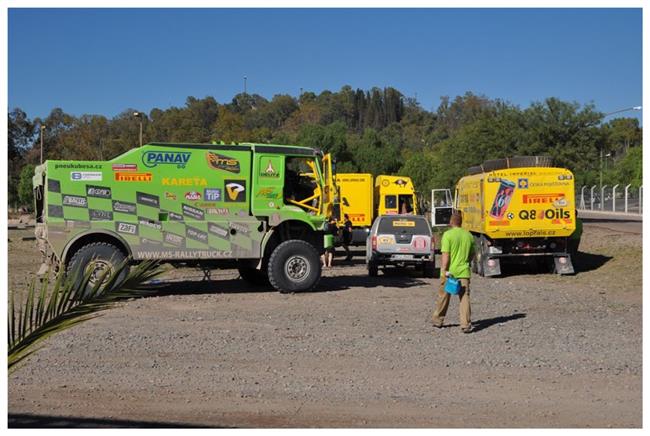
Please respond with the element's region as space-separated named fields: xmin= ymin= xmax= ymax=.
xmin=45 ymin=176 xmax=263 ymax=260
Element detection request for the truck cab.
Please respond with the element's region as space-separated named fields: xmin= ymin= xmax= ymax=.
xmin=374 ymin=175 xmax=418 ymax=216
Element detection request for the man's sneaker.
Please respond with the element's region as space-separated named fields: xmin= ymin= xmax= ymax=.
xmin=432 ymin=322 xmax=443 ymax=329
xmin=461 ymin=325 xmax=473 ymax=334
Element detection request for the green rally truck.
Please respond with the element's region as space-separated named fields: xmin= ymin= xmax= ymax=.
xmin=33 ymin=142 xmax=335 ymax=293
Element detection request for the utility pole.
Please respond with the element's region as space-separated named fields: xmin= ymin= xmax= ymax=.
xmin=133 ymin=112 xmax=143 ymax=147
xmin=40 ymin=124 xmax=45 ymax=164
xmin=244 ymin=76 xmax=247 ymax=94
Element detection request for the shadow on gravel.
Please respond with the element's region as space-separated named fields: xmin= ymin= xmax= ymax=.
xmin=495 ymin=250 xmax=612 ymax=277
xmin=471 ymin=313 xmax=527 ymax=333
xmin=8 ymin=413 xmax=218 ymax=428
xmin=315 ymin=272 xmax=428 ymax=292
xmin=437 ymin=313 xmax=526 ymax=332
xmin=573 ymin=251 xmax=613 ymax=273
xmin=151 ymin=278 xmax=273 ymax=296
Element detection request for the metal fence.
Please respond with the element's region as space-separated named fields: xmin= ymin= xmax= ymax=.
xmin=578 ymin=184 xmax=643 ymax=214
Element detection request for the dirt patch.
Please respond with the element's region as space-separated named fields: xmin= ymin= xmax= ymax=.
xmin=8 ymin=222 xmax=642 ymax=427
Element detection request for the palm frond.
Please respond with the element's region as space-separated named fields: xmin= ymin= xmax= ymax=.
xmin=8 ymin=259 xmax=164 ymax=372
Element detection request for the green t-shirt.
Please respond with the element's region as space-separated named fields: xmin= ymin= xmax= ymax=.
xmin=441 ymin=227 xmax=474 ymax=279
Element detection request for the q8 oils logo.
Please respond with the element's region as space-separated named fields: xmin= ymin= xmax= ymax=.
xmin=142 ymin=151 xmax=191 ymax=168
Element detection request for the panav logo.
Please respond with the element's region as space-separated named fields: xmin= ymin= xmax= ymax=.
xmin=206 ymin=152 xmax=240 ymax=173
xmin=225 ymin=180 xmax=246 ymax=202
xmin=143 ymin=151 xmax=191 ymax=168
xmin=115 ymin=172 xmax=152 ymax=182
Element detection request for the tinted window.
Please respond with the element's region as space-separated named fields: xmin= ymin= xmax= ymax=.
xmin=385 ymin=195 xmax=396 ymax=209
xmin=378 ymin=216 xmax=430 ymax=235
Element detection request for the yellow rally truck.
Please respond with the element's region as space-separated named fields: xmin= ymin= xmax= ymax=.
xmin=335 ymin=173 xmax=418 ymax=245
xmin=448 ymin=157 xmax=576 ymax=276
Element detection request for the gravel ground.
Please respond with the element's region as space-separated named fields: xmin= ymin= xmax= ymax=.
xmin=7 ymin=221 xmax=642 ymax=428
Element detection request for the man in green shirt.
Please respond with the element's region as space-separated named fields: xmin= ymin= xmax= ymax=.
xmin=432 ymin=211 xmax=475 ymax=333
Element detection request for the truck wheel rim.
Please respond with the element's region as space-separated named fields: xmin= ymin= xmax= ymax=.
xmin=85 ymin=260 xmax=112 ymax=287
xmin=285 ymin=255 xmax=310 ymax=282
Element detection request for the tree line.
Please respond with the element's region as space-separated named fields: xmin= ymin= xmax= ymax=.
xmin=8 ymin=86 xmax=642 ymax=208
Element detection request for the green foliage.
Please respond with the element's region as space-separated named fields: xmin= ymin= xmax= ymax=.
xmin=8 ymin=260 xmax=162 ymax=371
xmin=17 ymin=164 xmax=36 ymax=209
xmin=6 ymin=87 xmax=642 ymax=201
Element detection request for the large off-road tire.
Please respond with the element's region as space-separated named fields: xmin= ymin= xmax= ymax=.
xmin=471 ymin=235 xmax=486 ymax=277
xmin=422 ymin=261 xmax=436 ymax=278
xmin=368 ymin=260 xmax=379 ymax=277
xmin=67 ymin=242 xmax=128 ymax=295
xmin=237 ymin=262 xmax=271 ymax=287
xmin=267 ymin=240 xmax=321 ymax=293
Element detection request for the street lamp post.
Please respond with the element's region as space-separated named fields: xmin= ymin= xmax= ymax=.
xmin=40 ymin=124 xmax=46 ymax=164
xmin=133 ymin=112 xmax=143 ymax=147
xmin=598 ymin=106 xmax=642 ymax=188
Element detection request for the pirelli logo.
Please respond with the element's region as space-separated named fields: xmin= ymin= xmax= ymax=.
xmin=115 ymin=172 xmax=152 ymax=182
xmin=522 ymin=193 xmax=565 ymax=204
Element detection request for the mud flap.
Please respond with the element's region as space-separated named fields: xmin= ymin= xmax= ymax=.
xmin=483 ymin=256 xmax=501 ymax=277
xmin=554 ymin=255 xmax=574 ymax=275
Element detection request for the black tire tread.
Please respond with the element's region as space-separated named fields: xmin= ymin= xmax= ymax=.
xmin=267 ymin=239 xmax=321 ymax=293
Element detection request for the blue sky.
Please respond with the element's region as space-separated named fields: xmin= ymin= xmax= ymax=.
xmin=8 ymin=8 xmax=643 ymax=123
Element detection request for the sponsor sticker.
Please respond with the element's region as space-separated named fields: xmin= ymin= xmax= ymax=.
xmin=394 ymin=179 xmax=408 ymax=187
xmin=182 ymin=203 xmax=204 ymax=220
xmin=206 ymin=152 xmax=240 ymax=173
xmin=204 ymin=188 xmax=222 ymax=201
xmin=140 ymin=237 xmax=162 ymax=246
xmin=143 ymin=151 xmax=191 ymax=168
xmin=48 ymin=179 xmax=61 ymax=193
xmin=522 ymin=193 xmax=565 ymax=204
xmin=86 ymin=185 xmax=112 ymax=199
xmin=225 ymin=180 xmax=246 ymax=202
xmin=136 ymin=192 xmax=160 ymax=208
xmin=185 ymin=191 xmax=201 ymax=201
xmin=71 ymin=171 xmax=103 ymax=181
xmin=138 ymin=217 xmax=162 ymax=230
xmin=115 ymin=172 xmax=152 ymax=182
xmin=260 ymin=159 xmax=281 ymax=178
xmin=517 ymin=178 xmax=529 ymax=189
xmin=89 ymin=209 xmax=114 ymax=221
xmin=208 ymin=223 xmax=230 ymax=239
xmin=162 ymin=177 xmax=207 ymax=186
xmin=163 ymin=231 xmax=184 ymax=247
xmin=186 ymin=226 xmax=209 ymax=243
xmin=230 ymin=222 xmax=250 ymax=236
xmin=112 ymin=163 xmax=138 ymax=171
xmin=205 ymin=207 xmax=230 ymax=215
xmin=112 ymin=200 xmax=137 ymax=215
xmin=392 ymin=220 xmax=415 ymax=227
xmin=164 ymin=191 xmax=177 ymax=200
xmin=168 ymin=211 xmax=184 ymax=221
xmin=54 ymin=163 xmax=101 ymax=170
xmin=62 ymin=195 xmax=88 ymax=208
xmin=256 ymin=187 xmax=281 ymax=199
xmin=116 ymin=222 xmax=138 ymax=235
xmin=48 ymin=204 xmax=64 ymax=218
